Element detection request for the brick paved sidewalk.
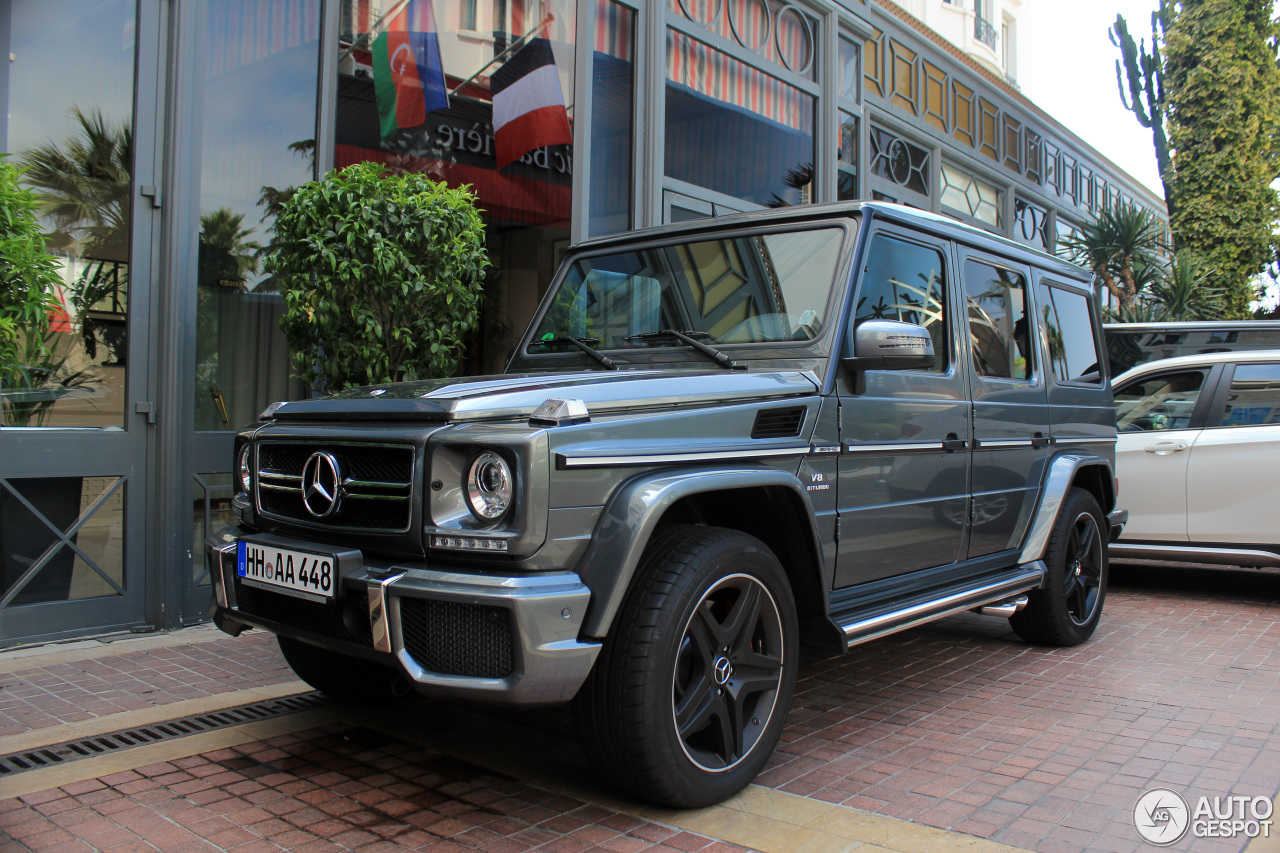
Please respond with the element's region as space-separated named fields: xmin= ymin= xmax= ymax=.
xmin=1 ymin=560 xmax=1278 ymax=853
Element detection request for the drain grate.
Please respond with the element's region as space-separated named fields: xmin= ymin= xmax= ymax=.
xmin=0 ymin=691 xmax=329 ymax=777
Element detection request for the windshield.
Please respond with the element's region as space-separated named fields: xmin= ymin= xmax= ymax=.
xmin=531 ymin=227 xmax=845 ymax=351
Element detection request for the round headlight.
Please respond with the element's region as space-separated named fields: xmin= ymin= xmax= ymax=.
xmin=237 ymin=444 xmax=252 ymax=493
xmin=466 ymin=451 xmax=512 ymax=520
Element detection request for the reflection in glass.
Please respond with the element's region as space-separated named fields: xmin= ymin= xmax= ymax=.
xmin=964 ymin=260 xmax=1028 ymax=380
xmin=1222 ymin=363 xmax=1280 ymax=426
xmin=855 ymin=235 xmax=947 ymax=372
xmin=194 ymin=1 xmax=319 ymax=431
xmin=532 ymin=229 xmax=843 ymax=351
xmin=838 ymin=112 xmax=859 ymax=201
xmin=941 ymin=161 xmax=1001 ymax=227
xmin=192 ymin=473 xmax=234 ymax=586
xmin=589 ymin=0 xmax=635 ymax=238
xmin=838 ymin=35 xmax=858 ymax=100
xmin=869 ymin=125 xmax=928 ymax=197
xmin=665 ymin=31 xmax=814 ymax=207
xmin=1115 ymin=371 xmax=1205 ymax=432
xmin=0 ymin=476 xmax=124 ymax=606
xmin=3 ymin=0 xmax=136 ymax=428
xmin=668 ymin=0 xmax=819 ymax=82
xmin=335 ymin=0 xmax=578 ymax=373
xmin=1038 ymin=283 xmax=1101 ymax=383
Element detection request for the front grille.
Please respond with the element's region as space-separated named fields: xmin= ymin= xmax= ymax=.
xmin=751 ymin=406 xmax=806 ymax=439
xmin=400 ymin=597 xmax=515 ymax=678
xmin=234 ymin=580 xmax=371 ymax=645
xmin=255 ymin=442 xmax=414 ymax=532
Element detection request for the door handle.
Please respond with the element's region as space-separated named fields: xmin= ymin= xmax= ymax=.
xmin=942 ymin=433 xmax=969 ymax=452
xmin=1144 ymin=441 xmax=1187 ymax=455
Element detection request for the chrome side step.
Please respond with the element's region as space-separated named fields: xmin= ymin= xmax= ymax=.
xmin=1109 ymin=543 xmax=1280 ymax=568
xmin=838 ymin=562 xmax=1045 ymax=648
xmin=977 ymin=595 xmax=1028 ymax=618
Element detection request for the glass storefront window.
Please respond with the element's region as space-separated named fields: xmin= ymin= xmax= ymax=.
xmin=838 ymin=112 xmax=859 ymax=201
xmin=2 ymin=0 xmax=136 ymax=428
xmin=941 ymin=161 xmax=1001 ymax=227
xmin=194 ymin=1 xmax=319 ymax=430
xmin=336 ymin=0 xmax=578 ymax=373
xmin=839 ymin=35 xmax=859 ymax=101
xmin=589 ymin=0 xmax=636 ymax=238
xmin=669 ymin=0 xmax=818 ymax=82
xmin=665 ymin=30 xmax=815 ymax=208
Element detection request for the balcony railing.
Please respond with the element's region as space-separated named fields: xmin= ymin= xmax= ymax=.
xmin=974 ymin=16 xmax=998 ymax=49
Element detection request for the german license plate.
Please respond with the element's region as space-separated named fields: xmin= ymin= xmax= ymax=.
xmin=237 ymin=540 xmax=336 ymax=600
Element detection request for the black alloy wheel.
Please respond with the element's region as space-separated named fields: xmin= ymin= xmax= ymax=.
xmin=1010 ymin=487 xmax=1109 ymax=646
xmin=672 ymin=573 xmax=785 ymax=772
xmin=1063 ymin=509 xmax=1104 ymax=627
xmin=574 ymin=525 xmax=798 ymax=807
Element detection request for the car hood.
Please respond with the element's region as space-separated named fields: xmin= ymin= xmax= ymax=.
xmin=267 ymin=369 xmax=821 ymax=422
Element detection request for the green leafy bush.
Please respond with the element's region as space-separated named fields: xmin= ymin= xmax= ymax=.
xmin=267 ymin=162 xmax=490 ymax=391
xmin=0 ymin=155 xmax=62 ymax=383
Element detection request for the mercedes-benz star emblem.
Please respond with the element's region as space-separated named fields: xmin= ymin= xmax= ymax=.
xmin=301 ymin=451 xmax=343 ymax=519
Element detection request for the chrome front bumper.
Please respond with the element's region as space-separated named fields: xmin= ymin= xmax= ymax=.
xmin=206 ymin=529 xmax=600 ymax=705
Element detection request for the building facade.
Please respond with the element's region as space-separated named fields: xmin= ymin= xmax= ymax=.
xmin=0 ymin=0 xmax=1163 ymax=646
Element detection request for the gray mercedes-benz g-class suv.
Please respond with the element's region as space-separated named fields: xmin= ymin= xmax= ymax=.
xmin=208 ymin=201 xmax=1127 ymax=807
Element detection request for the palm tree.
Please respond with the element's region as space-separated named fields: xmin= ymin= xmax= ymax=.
xmin=1058 ymin=202 xmax=1166 ymax=312
xmin=199 ymin=208 xmax=262 ymax=288
xmin=18 ymin=107 xmax=132 ymax=263
xmin=1147 ymin=254 xmax=1226 ymax=320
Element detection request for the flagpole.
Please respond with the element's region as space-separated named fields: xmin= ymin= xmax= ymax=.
xmin=446 ymin=13 xmax=554 ymax=96
xmin=338 ymin=0 xmax=413 ymax=64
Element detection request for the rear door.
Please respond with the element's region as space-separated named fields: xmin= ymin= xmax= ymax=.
xmin=1113 ymin=366 xmax=1220 ymax=541
xmin=833 ymin=226 xmax=971 ymax=586
xmin=1186 ymin=361 xmax=1280 ymax=544
xmin=957 ymin=250 xmax=1048 ymax=559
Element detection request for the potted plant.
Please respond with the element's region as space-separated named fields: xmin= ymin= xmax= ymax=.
xmin=266 ymin=162 xmax=490 ymax=392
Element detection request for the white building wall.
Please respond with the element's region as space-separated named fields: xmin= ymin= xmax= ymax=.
xmin=886 ymin=0 xmax=1023 ymax=86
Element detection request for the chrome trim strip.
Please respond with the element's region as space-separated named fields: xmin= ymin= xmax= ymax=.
xmin=843 ymin=441 xmax=945 ymax=454
xmin=259 ymin=470 xmax=301 ymax=483
xmin=345 ymin=493 xmax=410 ymax=502
xmin=1054 ymin=436 xmax=1118 ymax=445
xmin=557 ymin=446 xmax=808 ymax=468
xmin=975 ymin=438 xmax=1034 ymax=449
xmin=810 ymin=445 xmax=841 ymax=454
xmin=258 ymin=483 xmax=298 ymax=493
xmin=210 ymin=542 xmax=237 ymax=609
xmin=1108 ymin=543 xmax=1280 ymax=568
xmin=367 ymin=571 xmax=407 ymax=653
xmin=343 ymin=478 xmax=411 ymax=490
xmin=841 ymin=568 xmax=1044 ymax=642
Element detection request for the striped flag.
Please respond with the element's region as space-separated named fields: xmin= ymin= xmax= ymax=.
xmin=491 ymin=38 xmax=573 ymax=169
xmin=371 ymin=0 xmax=448 ymax=138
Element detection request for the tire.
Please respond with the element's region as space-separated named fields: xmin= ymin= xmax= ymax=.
xmin=277 ymin=635 xmax=408 ymax=702
xmin=574 ymin=525 xmax=798 ymax=808
xmin=1010 ymin=487 xmax=1108 ymax=646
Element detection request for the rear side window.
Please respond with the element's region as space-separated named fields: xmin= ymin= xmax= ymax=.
xmin=1037 ymin=282 xmax=1101 ymax=383
xmin=855 ymin=234 xmax=948 ymax=373
xmin=963 ymin=260 xmax=1030 ymax=380
xmin=1219 ymin=363 xmax=1280 ymax=426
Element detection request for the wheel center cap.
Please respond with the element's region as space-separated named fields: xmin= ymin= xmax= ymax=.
xmin=713 ymin=656 xmax=733 ymax=685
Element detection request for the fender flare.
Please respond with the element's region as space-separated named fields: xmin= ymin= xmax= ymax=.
xmin=1018 ymin=451 xmax=1115 ymax=565
xmin=575 ymin=465 xmax=823 ymax=638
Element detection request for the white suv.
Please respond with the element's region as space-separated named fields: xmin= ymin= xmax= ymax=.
xmin=1111 ymin=350 xmax=1280 ymax=567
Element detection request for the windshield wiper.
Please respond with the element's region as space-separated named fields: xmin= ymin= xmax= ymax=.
xmin=530 ymin=336 xmax=621 ymax=370
xmin=623 ymin=329 xmax=746 ymax=371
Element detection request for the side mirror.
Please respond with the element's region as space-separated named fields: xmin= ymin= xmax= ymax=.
xmin=843 ymin=319 xmax=935 ymax=372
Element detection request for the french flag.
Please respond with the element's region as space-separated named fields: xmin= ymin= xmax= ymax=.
xmin=491 ymin=38 xmax=573 ymax=169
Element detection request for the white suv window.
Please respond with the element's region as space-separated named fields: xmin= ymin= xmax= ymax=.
xmin=1220 ymin=363 xmax=1280 ymax=427
xmin=1115 ymin=370 xmax=1207 ymax=432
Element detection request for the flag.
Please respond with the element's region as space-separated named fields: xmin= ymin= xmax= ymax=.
xmin=47 ymin=283 xmax=73 ymax=334
xmin=371 ymin=0 xmax=448 ymax=138
xmin=491 ymin=37 xmax=573 ymax=169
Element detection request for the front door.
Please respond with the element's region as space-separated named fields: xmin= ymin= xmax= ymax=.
xmin=834 ymin=227 xmax=971 ymax=587
xmin=0 ymin=0 xmax=164 ymax=643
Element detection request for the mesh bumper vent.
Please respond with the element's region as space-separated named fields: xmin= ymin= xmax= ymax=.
xmin=400 ymin=597 xmax=515 ymax=679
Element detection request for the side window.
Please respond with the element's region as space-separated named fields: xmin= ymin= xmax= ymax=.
xmin=1037 ymin=282 xmax=1101 ymax=383
xmin=963 ymin=259 xmax=1030 ymax=380
xmin=1219 ymin=363 xmax=1280 ymax=426
xmin=855 ymin=234 xmax=948 ymax=373
xmin=1115 ymin=370 xmax=1207 ymax=431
